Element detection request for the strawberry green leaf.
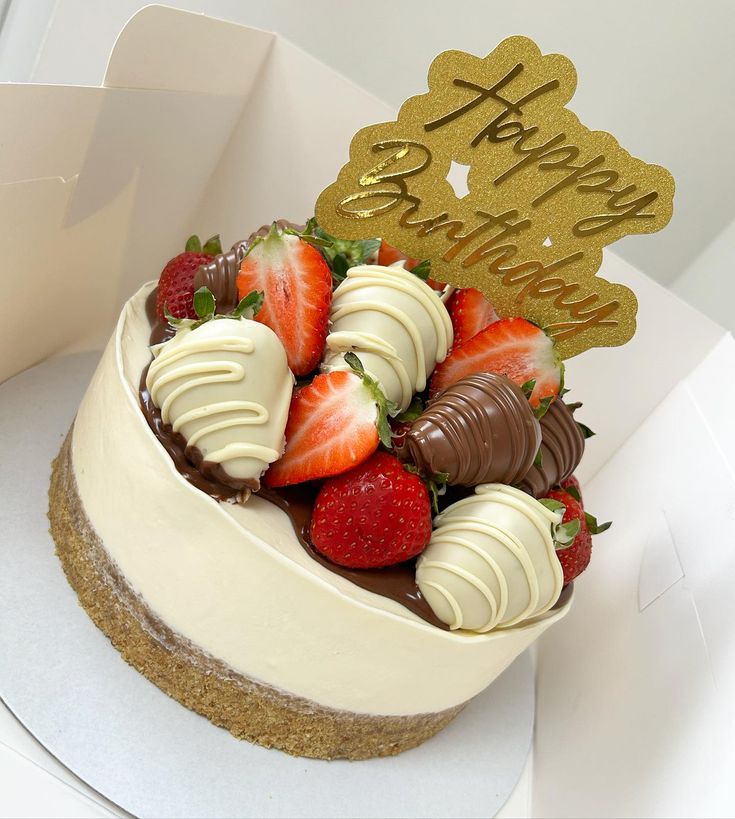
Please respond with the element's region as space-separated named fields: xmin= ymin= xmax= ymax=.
xmin=396 ymin=396 xmax=424 ymax=423
xmin=231 ymin=290 xmax=264 ymax=319
xmin=521 ymin=379 xmax=537 ymax=399
xmin=540 ymin=498 xmax=565 ymax=514
xmin=585 ymin=512 xmax=612 ymax=534
xmin=344 ymin=351 xmax=365 ymax=375
xmin=376 ymin=411 xmax=393 ymax=449
xmin=331 ymin=253 xmax=350 ymax=285
xmin=193 ymin=287 xmax=216 ymax=320
xmin=534 ymin=394 xmax=554 ymax=419
xmin=409 ymin=259 xmax=431 ymax=281
xmin=577 ymin=421 xmax=596 ymax=439
xmin=185 ymin=235 xmax=202 ymax=253
xmin=533 ymin=447 xmax=544 ymax=469
xmin=563 ymin=482 xmax=582 ymax=502
xmin=202 ymin=234 xmax=223 ymax=255
xmin=313 ymin=223 xmax=379 ymax=268
xmin=554 ymin=518 xmax=581 ymax=548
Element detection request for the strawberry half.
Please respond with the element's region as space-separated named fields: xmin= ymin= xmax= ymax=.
xmin=237 ymin=222 xmax=332 ymax=376
xmin=265 ymin=354 xmax=394 ymax=487
xmin=310 ymin=451 xmax=432 ymax=568
xmin=429 ymin=317 xmax=562 ymax=409
xmin=156 ymin=234 xmax=221 ymax=321
xmin=449 ymin=287 xmax=499 ymax=346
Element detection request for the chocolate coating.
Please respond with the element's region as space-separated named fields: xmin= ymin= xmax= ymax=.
xmin=403 ymin=373 xmax=542 ymax=486
xmin=519 ymin=399 xmax=585 ymax=498
xmin=192 ymin=220 xmax=304 ymax=313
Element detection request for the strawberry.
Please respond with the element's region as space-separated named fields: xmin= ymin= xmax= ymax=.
xmin=237 ymin=222 xmax=332 ymax=376
xmin=378 ymin=239 xmax=420 ymax=270
xmin=310 ymin=451 xmax=432 ymax=568
xmin=378 ymin=240 xmax=446 ymax=291
xmin=156 ymin=234 xmax=221 ymax=321
xmin=429 ymin=317 xmax=562 ymax=409
xmin=265 ymin=354 xmax=394 ymax=487
xmin=449 ymin=287 xmax=499 ymax=346
xmin=545 ymin=487 xmax=611 ymax=584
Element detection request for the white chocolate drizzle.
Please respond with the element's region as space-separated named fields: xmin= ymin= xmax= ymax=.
xmin=322 ymin=265 xmax=453 ymax=411
xmin=416 ymin=484 xmax=564 ymax=633
xmin=146 ymin=319 xmax=292 ymax=483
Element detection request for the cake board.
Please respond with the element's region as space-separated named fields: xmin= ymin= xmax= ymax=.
xmin=0 ymin=352 xmax=537 ymax=819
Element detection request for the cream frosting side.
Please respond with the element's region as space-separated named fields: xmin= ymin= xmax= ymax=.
xmin=322 ymin=265 xmax=453 ymax=411
xmin=416 ymin=485 xmax=565 ymax=633
xmin=70 ymin=282 xmax=571 ymax=716
xmin=146 ymin=318 xmax=293 ymax=483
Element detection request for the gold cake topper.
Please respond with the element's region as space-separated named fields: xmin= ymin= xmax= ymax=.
xmin=316 ymin=36 xmax=674 ymax=358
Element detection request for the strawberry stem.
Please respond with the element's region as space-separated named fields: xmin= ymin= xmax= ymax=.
xmin=343 ymin=352 xmax=398 ymax=448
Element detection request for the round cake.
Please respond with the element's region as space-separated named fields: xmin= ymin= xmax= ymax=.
xmin=49 ymin=224 xmax=604 ymax=761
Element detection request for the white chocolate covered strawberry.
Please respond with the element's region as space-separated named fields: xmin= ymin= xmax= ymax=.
xmin=146 ymin=290 xmax=293 ymax=493
xmin=321 ymin=264 xmax=453 ymax=412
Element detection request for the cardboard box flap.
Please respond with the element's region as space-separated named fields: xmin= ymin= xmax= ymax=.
xmin=105 ymin=5 xmax=274 ymax=96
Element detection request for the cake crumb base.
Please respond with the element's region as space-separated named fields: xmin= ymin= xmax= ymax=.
xmin=48 ymin=428 xmax=465 ymax=760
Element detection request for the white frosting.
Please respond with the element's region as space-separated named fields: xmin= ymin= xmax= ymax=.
xmin=146 ymin=319 xmax=292 ymax=484
xmin=416 ymin=485 xmax=565 ymax=633
xmin=322 ymin=265 xmax=453 ymax=411
xmin=70 ymin=282 xmax=571 ymax=716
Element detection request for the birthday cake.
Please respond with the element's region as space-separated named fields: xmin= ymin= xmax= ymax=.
xmin=48 ymin=35 xmax=674 ymax=761
xmin=48 ymin=222 xmax=601 ymax=760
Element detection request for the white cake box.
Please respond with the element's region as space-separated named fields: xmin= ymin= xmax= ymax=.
xmin=1 ymin=5 xmax=734 ymax=817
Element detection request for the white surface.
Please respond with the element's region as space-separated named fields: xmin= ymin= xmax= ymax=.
xmin=533 ymin=334 xmax=735 ymax=818
xmin=0 ymin=352 xmax=540 ymax=817
xmin=2 ymin=0 xmax=734 ymax=289
xmin=674 ymin=214 xmax=735 ymax=334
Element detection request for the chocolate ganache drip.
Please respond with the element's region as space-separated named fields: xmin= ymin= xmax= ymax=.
xmin=192 ymin=220 xmax=305 ymax=313
xmin=519 ymin=399 xmax=585 ymax=498
xmin=403 ymin=373 xmax=542 ymax=486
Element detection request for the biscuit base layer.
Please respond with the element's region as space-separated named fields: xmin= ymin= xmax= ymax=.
xmin=48 ymin=428 xmax=465 ymax=760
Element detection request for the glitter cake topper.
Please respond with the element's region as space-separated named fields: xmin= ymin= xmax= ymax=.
xmin=316 ymin=36 xmax=674 ymax=358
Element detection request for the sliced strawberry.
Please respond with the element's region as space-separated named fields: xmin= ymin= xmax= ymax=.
xmin=265 ymin=357 xmax=393 ymax=487
xmin=449 ymin=288 xmax=499 ymax=346
xmin=237 ymin=223 xmax=332 ymax=376
xmin=429 ymin=317 xmax=562 ymax=409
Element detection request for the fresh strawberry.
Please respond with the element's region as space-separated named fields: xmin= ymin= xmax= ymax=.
xmin=545 ymin=487 xmax=611 ymax=584
xmin=546 ymin=488 xmax=590 ymax=584
xmin=265 ymin=354 xmax=394 ymax=487
xmin=449 ymin=288 xmax=499 ymax=346
xmin=378 ymin=240 xmax=446 ymax=291
xmin=156 ymin=234 xmax=221 ymax=321
xmin=429 ymin=317 xmax=562 ymax=409
xmin=310 ymin=451 xmax=432 ymax=568
xmin=237 ymin=222 xmax=332 ymax=376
